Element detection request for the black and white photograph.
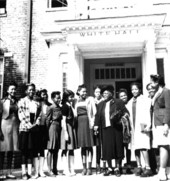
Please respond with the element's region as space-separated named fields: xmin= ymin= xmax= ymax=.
xmin=0 ymin=0 xmax=170 ymax=180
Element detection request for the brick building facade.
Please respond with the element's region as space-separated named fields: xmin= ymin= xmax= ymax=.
xmin=0 ymin=0 xmax=170 ymax=98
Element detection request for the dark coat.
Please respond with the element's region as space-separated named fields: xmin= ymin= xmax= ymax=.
xmin=94 ymin=98 xmax=128 ymax=129
xmin=153 ymin=87 xmax=170 ymax=126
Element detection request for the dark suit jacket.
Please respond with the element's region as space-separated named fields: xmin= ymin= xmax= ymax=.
xmin=153 ymin=87 xmax=170 ymax=126
xmin=94 ymin=98 xmax=128 ymax=129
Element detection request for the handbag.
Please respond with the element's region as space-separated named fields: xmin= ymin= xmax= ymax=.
xmin=121 ymin=115 xmax=131 ymax=144
xmin=110 ymin=108 xmax=124 ymax=125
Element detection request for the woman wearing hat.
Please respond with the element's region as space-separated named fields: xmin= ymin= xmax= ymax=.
xmin=94 ymin=85 xmax=127 ymax=177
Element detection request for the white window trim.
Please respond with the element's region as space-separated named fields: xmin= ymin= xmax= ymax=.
xmin=0 ymin=56 xmax=5 ymax=98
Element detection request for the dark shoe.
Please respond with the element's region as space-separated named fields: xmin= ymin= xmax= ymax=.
xmin=140 ymin=169 xmax=153 ymax=177
xmin=52 ymin=169 xmax=58 ymax=176
xmin=103 ymin=169 xmax=113 ymax=176
xmin=125 ymin=167 xmax=133 ymax=174
xmin=82 ymin=169 xmax=87 ymax=176
xmin=27 ymin=174 xmax=33 ymax=179
xmin=114 ymin=169 xmax=121 ymax=177
xmin=22 ymin=174 xmax=28 ymax=180
xmin=86 ymin=169 xmax=92 ymax=175
xmin=100 ymin=167 xmax=107 ymax=174
xmin=135 ymin=167 xmax=143 ymax=176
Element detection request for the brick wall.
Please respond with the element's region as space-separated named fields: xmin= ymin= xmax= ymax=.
xmin=0 ymin=0 xmax=29 ymax=97
xmin=30 ymin=0 xmax=49 ymax=91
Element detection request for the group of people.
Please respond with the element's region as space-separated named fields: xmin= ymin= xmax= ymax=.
xmin=0 ymin=74 xmax=170 ymax=181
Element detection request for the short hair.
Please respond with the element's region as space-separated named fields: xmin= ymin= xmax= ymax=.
xmin=51 ymin=91 xmax=61 ymax=99
xmin=150 ymin=74 xmax=165 ymax=87
xmin=130 ymin=82 xmax=142 ymax=90
xmin=62 ymin=89 xmax=74 ymax=104
xmin=7 ymin=82 xmax=18 ymax=89
xmin=39 ymin=89 xmax=48 ymax=96
xmin=76 ymin=84 xmax=87 ymax=96
xmin=118 ymin=88 xmax=128 ymax=96
xmin=25 ymin=83 xmax=36 ymax=91
xmin=146 ymin=83 xmax=152 ymax=91
xmin=93 ymin=85 xmax=102 ymax=91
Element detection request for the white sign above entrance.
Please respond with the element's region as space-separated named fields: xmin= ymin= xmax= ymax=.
xmin=66 ymin=28 xmax=155 ymax=44
xmin=79 ymin=29 xmax=139 ymax=37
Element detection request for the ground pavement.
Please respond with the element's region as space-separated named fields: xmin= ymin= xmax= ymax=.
xmin=1 ymin=169 xmax=159 ymax=181
xmin=1 ymin=149 xmax=159 ymax=181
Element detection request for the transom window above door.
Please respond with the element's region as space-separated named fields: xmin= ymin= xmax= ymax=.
xmin=95 ymin=67 xmax=136 ymax=80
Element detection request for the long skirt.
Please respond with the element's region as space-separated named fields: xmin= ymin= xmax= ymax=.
xmin=102 ymin=126 xmax=124 ymax=160
xmin=0 ymin=114 xmax=19 ymax=152
xmin=77 ymin=115 xmax=94 ymax=147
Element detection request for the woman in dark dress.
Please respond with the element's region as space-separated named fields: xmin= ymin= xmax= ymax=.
xmin=18 ymin=83 xmax=41 ymax=180
xmin=46 ymin=91 xmax=62 ymax=176
xmin=38 ymin=89 xmax=52 ymax=176
xmin=93 ymin=85 xmax=106 ymax=174
xmin=94 ymin=85 xmax=127 ymax=177
xmin=75 ymin=84 xmax=96 ymax=175
xmin=0 ymin=82 xmax=19 ymax=179
xmin=60 ymin=89 xmax=77 ymax=176
xmin=32 ymin=89 xmax=52 ymax=178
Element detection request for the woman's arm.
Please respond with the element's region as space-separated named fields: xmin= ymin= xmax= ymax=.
xmin=45 ymin=106 xmax=52 ymax=128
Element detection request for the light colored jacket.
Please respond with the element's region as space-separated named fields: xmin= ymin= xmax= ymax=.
xmin=127 ymin=94 xmax=151 ymax=150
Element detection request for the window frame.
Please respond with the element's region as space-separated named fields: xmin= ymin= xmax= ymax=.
xmin=0 ymin=56 xmax=5 ymax=98
xmin=0 ymin=0 xmax=7 ymax=15
xmin=47 ymin=0 xmax=68 ymax=9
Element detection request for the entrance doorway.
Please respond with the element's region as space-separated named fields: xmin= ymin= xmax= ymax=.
xmin=84 ymin=57 xmax=142 ymax=99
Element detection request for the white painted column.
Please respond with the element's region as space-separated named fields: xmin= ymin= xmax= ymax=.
xmin=67 ymin=44 xmax=84 ymax=93
xmin=46 ymin=41 xmax=63 ymax=99
xmin=142 ymin=39 xmax=157 ymax=95
xmin=164 ymin=46 xmax=170 ymax=89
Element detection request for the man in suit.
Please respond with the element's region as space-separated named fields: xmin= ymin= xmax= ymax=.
xmin=150 ymin=74 xmax=170 ymax=181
